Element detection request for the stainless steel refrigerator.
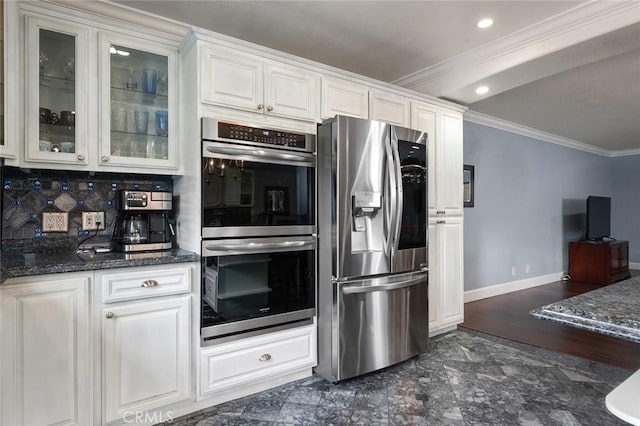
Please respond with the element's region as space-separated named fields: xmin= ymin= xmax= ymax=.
xmin=316 ymin=115 xmax=429 ymax=382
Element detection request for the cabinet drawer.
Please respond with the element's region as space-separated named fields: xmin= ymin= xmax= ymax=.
xmin=200 ymin=325 xmax=316 ymax=396
xmin=100 ymin=265 xmax=192 ymax=303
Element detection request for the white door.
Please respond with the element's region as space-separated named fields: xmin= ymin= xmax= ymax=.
xmin=102 ymin=296 xmax=191 ymax=423
xmin=1 ymin=276 xmax=91 ymax=426
xmin=411 ymin=101 xmax=438 ymax=216
xmin=264 ymin=62 xmax=320 ymax=122
xmin=321 ymin=76 xmax=369 ymax=120
xmin=436 ymin=112 xmax=464 ymax=215
xmin=369 ymin=89 xmax=409 ymax=127
xmin=438 ymin=216 xmax=464 ymax=325
xmin=201 ymin=45 xmax=264 ymax=113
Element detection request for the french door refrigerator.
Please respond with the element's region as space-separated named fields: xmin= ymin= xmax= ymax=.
xmin=316 ymin=115 xmax=428 ymax=382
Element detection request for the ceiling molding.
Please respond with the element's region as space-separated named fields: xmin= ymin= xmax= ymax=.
xmin=609 ymin=148 xmax=640 ymax=158
xmin=464 ymin=110 xmax=612 ymax=157
xmin=393 ymin=1 xmax=640 ymax=99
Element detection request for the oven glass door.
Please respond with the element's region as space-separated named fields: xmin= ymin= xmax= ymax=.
xmin=201 ymin=236 xmax=316 ymax=339
xmin=202 ymin=141 xmax=315 ymax=238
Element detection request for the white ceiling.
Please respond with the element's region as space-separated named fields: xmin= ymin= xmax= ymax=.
xmin=115 ymin=0 xmax=640 ymax=155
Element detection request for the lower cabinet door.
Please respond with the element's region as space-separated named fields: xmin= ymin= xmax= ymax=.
xmin=0 ymin=275 xmax=91 ymax=426
xmin=102 ymin=296 xmax=191 ymax=423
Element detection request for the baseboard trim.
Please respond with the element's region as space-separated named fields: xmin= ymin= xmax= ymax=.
xmin=464 ymin=272 xmax=564 ymax=303
xmin=629 ymin=262 xmax=640 ymax=270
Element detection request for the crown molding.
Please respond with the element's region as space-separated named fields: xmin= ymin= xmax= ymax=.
xmin=393 ymin=1 xmax=640 ymax=99
xmin=464 ymin=111 xmax=612 ymax=157
xmin=609 ymin=148 xmax=640 ymax=158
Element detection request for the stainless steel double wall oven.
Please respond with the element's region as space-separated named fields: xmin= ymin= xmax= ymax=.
xmin=200 ymin=118 xmax=316 ymax=343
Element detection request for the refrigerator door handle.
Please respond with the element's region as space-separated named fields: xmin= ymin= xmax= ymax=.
xmin=384 ymin=130 xmax=396 ymax=253
xmin=389 ymin=128 xmax=404 ymax=252
xmin=340 ymin=273 xmax=427 ymax=295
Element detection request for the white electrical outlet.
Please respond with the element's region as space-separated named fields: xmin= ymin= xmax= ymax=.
xmin=511 ymin=266 xmax=516 ymax=276
xmin=42 ymin=212 xmax=69 ymax=232
xmin=82 ymin=211 xmax=106 ymax=231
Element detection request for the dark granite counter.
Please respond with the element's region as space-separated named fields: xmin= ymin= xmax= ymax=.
xmin=1 ymin=239 xmax=200 ymax=283
xmin=531 ymin=276 xmax=640 ymax=343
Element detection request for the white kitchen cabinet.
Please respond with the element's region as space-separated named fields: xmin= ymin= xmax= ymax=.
xmin=369 ymin=88 xmax=410 ymax=127
xmin=200 ymin=323 xmax=316 ymax=398
xmin=97 ymin=263 xmax=194 ymax=424
xmin=321 ymin=76 xmax=369 ymax=120
xmin=25 ymin=15 xmax=90 ymax=166
xmin=201 ymin=45 xmax=320 ymax=122
xmin=412 ymin=100 xmax=464 ymax=217
xmin=428 ymin=216 xmax=464 ymax=334
xmin=102 ymin=296 xmax=191 ymax=423
xmin=97 ymin=31 xmax=179 ymax=170
xmin=14 ymin=6 xmax=181 ymax=174
xmin=0 ymin=273 xmax=92 ymax=426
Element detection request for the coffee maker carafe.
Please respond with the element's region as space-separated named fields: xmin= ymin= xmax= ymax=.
xmin=113 ymin=190 xmax=174 ymax=252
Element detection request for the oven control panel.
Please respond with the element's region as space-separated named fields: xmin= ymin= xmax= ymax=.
xmin=217 ymin=122 xmax=307 ymax=149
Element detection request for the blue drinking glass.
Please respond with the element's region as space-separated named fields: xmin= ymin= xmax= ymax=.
xmin=142 ymin=68 xmax=157 ymax=94
xmin=155 ymin=110 xmax=168 ymax=136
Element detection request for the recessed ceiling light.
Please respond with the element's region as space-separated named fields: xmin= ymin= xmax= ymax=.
xmin=477 ymin=18 xmax=494 ymax=29
xmin=475 ymin=86 xmax=489 ymax=95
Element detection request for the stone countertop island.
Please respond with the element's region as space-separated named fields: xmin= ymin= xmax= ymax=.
xmin=530 ymin=276 xmax=640 ymax=343
xmin=531 ymin=276 xmax=640 ymax=425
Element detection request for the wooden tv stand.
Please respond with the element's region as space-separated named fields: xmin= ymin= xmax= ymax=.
xmin=568 ymin=240 xmax=630 ymax=285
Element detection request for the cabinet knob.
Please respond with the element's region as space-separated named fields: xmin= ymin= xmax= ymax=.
xmin=105 ymin=312 xmax=114 ymax=319
xmin=257 ymin=104 xmax=264 ymax=110
xmin=77 ymin=154 xmax=85 ymax=161
xmin=101 ymin=156 xmax=109 ymax=162
xmin=267 ymin=105 xmax=273 ymax=112
xmin=141 ymin=280 xmax=159 ymax=288
xmin=258 ymin=353 xmax=272 ymax=362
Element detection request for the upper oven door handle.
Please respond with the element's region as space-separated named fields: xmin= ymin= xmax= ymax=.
xmin=202 ymin=236 xmax=316 ymax=256
xmin=204 ymin=141 xmax=315 ymax=167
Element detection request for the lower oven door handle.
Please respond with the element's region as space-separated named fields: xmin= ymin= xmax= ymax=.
xmin=203 ymin=240 xmax=315 ymax=254
xmin=340 ymin=274 xmax=427 ymax=295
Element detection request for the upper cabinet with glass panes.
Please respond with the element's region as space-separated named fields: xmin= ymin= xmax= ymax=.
xmin=25 ymin=17 xmax=89 ymax=165
xmin=99 ymin=32 xmax=178 ymax=170
xmin=8 ymin=7 xmax=180 ymax=173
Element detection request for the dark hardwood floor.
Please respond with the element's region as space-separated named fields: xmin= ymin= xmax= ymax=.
xmin=459 ymin=273 xmax=640 ymax=371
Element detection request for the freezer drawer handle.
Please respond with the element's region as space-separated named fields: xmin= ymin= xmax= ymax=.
xmin=141 ymin=280 xmax=159 ymax=288
xmin=259 ymin=353 xmax=272 ymax=362
xmin=341 ymin=275 xmax=427 ymax=295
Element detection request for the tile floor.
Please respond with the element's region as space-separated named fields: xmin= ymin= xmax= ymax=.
xmin=166 ymin=330 xmax=632 ymax=425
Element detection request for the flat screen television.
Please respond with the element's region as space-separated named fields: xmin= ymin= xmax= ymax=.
xmin=586 ymin=196 xmax=611 ymax=240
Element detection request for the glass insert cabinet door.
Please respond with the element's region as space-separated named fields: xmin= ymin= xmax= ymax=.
xmin=26 ymin=17 xmax=89 ymax=164
xmin=99 ymin=33 xmax=177 ymax=169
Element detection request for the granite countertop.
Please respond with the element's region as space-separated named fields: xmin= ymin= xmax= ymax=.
xmin=531 ymin=276 xmax=640 ymax=343
xmin=1 ymin=239 xmax=200 ymax=283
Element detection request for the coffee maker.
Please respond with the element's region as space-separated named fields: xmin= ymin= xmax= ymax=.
xmin=113 ymin=190 xmax=175 ymax=252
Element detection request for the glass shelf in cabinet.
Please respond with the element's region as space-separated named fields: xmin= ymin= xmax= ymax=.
xmin=110 ymin=131 xmax=168 ymax=160
xmin=110 ymin=86 xmax=168 ymax=107
xmin=39 ymin=74 xmax=75 ymax=92
xmin=40 ymin=123 xmax=75 ymax=138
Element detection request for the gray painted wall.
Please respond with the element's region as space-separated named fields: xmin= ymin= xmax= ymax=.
xmin=611 ymin=155 xmax=640 ymax=263
xmin=463 ymin=121 xmax=613 ymax=291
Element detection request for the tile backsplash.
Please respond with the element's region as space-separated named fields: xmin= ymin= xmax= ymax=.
xmin=2 ymin=166 xmax=172 ymax=242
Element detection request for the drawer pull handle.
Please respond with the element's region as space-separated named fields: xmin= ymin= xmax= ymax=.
xmin=141 ymin=280 xmax=159 ymax=288
xmin=436 ymin=220 xmax=446 ymax=224
xmin=105 ymin=312 xmax=114 ymax=319
xmin=259 ymin=353 xmax=272 ymax=362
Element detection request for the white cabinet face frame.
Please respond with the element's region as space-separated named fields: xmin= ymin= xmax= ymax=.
xmin=25 ymin=15 xmax=90 ymax=166
xmin=321 ymin=76 xmax=369 ymax=120
xmin=98 ymin=32 xmax=179 ymax=171
xmin=102 ymin=296 xmax=191 ymax=423
xmin=1 ymin=276 xmax=92 ymax=426
xmin=369 ymin=89 xmax=410 ymax=127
